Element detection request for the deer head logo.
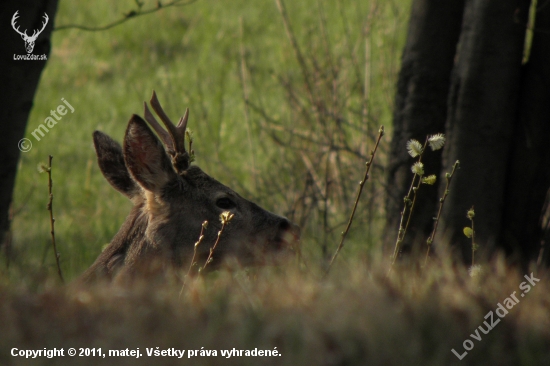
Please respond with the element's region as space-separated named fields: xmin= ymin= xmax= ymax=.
xmin=12 ymin=11 xmax=49 ymax=54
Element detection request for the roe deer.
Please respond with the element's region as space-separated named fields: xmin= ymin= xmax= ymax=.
xmin=81 ymin=92 xmax=300 ymax=282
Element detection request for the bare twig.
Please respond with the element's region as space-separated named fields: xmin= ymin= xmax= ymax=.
xmin=326 ymin=126 xmax=384 ymax=274
xmin=388 ymin=138 xmax=429 ymax=275
xmin=402 ymin=170 xmax=423 ymax=238
xmin=54 ymin=0 xmax=198 ymax=32
xmin=424 ymin=160 xmax=460 ymax=265
xmin=202 ymin=212 xmax=234 ymax=272
xmin=180 ymin=220 xmax=208 ymax=296
xmin=244 ymin=0 xmax=389 ymax=262
xmin=45 ymin=156 xmax=64 ymax=283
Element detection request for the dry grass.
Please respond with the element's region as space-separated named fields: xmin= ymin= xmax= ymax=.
xmin=1 ymin=257 xmax=549 ymax=366
xmin=7 ymin=2 xmax=548 ymax=365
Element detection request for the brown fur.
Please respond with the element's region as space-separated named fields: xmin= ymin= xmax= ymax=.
xmin=81 ymin=110 xmax=299 ymax=283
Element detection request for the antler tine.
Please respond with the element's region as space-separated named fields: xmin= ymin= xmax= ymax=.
xmin=177 ymin=108 xmax=189 ymax=130
xmin=11 ymin=11 xmax=26 ymax=37
xmin=150 ymin=91 xmax=187 ymax=154
xmin=143 ymin=102 xmax=174 ymax=151
xmin=149 ymin=91 xmax=190 ymax=173
xmin=38 ymin=13 xmax=49 ymax=34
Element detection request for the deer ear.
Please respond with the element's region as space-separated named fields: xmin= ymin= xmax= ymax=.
xmin=123 ymin=115 xmax=177 ymax=193
xmin=93 ymin=131 xmax=139 ymax=199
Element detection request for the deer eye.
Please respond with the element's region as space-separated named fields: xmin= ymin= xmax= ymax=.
xmin=216 ymin=197 xmax=236 ymax=210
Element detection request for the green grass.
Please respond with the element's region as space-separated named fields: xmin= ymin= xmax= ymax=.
xmin=10 ymin=0 xmax=409 ymax=279
xmin=3 ymin=3 xmax=550 ymax=365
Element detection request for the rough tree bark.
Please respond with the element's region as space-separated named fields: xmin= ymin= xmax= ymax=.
xmin=501 ymin=3 xmax=550 ymax=265
xmin=384 ymin=0 xmax=465 ymax=256
xmin=0 ymin=1 xmax=59 ymax=256
xmin=438 ymin=0 xmax=530 ymax=262
xmin=387 ymin=0 xmax=550 ymax=266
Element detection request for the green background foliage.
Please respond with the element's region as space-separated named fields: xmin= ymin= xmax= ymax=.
xmin=4 ymin=3 xmax=550 ymax=365
xmin=11 ymin=0 xmax=410 ymax=280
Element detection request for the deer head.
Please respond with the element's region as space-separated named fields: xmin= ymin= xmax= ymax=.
xmin=12 ymin=11 xmax=49 ymax=54
xmin=81 ymin=92 xmax=300 ymax=282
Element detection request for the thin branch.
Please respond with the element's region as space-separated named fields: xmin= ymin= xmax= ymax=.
xmin=388 ymin=137 xmax=429 ymax=275
xmin=402 ymin=171 xmax=423 ymax=238
xmin=54 ymin=0 xmax=198 ymax=32
xmin=180 ymin=220 xmax=208 ymax=297
xmin=202 ymin=212 xmax=234 ymax=272
xmin=325 ymin=126 xmax=384 ymax=275
xmin=45 ymin=156 xmax=64 ymax=283
xmin=253 ymin=114 xmax=372 ymax=161
xmin=424 ymin=160 xmax=460 ymax=265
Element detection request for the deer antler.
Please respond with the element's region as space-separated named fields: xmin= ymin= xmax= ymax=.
xmin=143 ymin=102 xmax=172 ymax=149
xmin=143 ymin=91 xmax=190 ymax=174
xmin=29 ymin=13 xmax=49 ymax=40
xmin=11 ymin=12 xmax=48 ymax=40
xmin=11 ymin=11 xmax=27 ymax=38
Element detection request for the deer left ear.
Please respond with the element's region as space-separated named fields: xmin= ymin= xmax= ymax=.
xmin=93 ymin=131 xmax=139 ymax=199
xmin=123 ymin=114 xmax=177 ymax=194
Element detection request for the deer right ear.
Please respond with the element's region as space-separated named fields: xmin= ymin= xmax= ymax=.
xmin=93 ymin=131 xmax=139 ymax=199
xmin=123 ymin=115 xmax=177 ymax=194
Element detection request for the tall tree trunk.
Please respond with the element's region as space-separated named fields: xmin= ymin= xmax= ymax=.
xmin=384 ymin=0 xmax=465 ymax=256
xmin=501 ymin=4 xmax=550 ymax=265
xmin=437 ymin=0 xmax=530 ymax=262
xmin=0 ymin=1 xmax=59 ymax=256
xmin=387 ymin=0 xmax=550 ymax=266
